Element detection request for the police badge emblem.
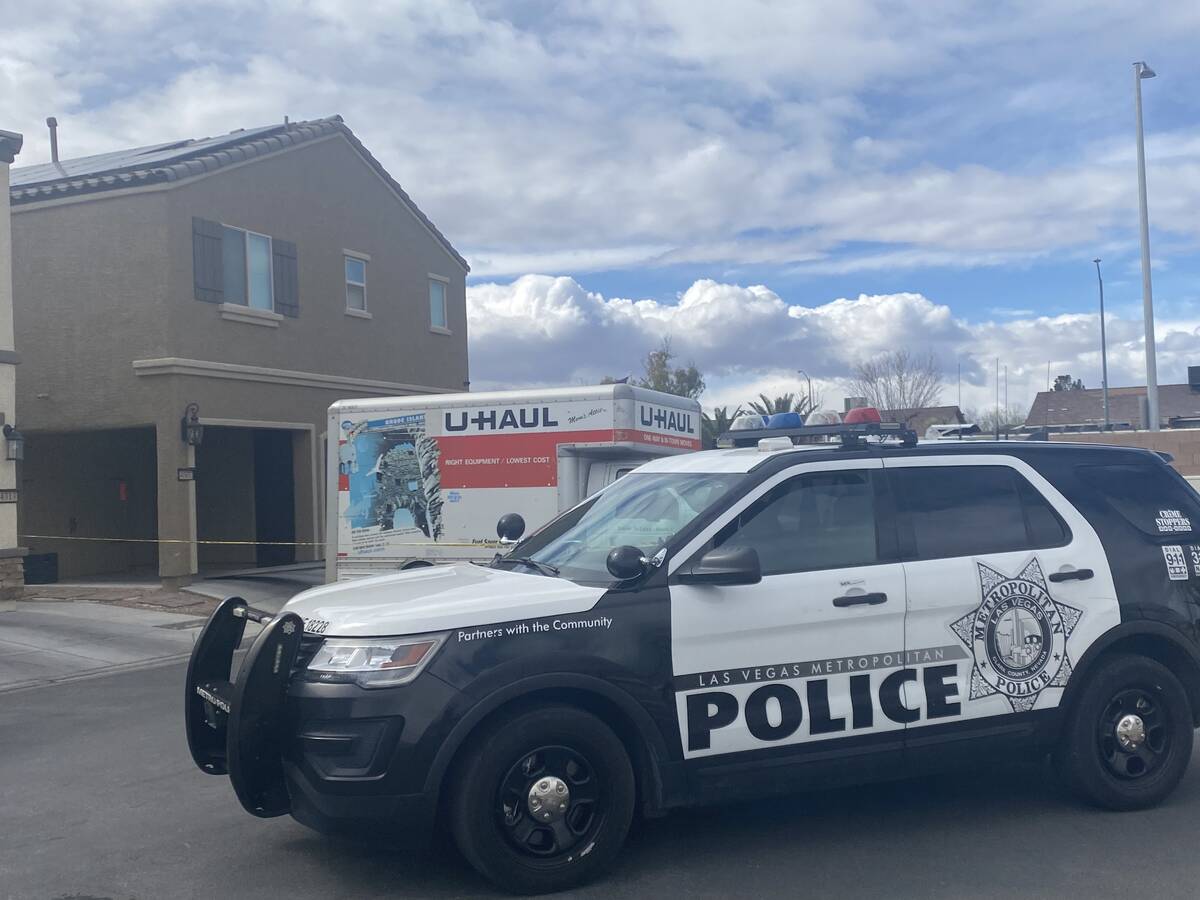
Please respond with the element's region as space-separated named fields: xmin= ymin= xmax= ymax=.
xmin=950 ymin=558 xmax=1082 ymax=713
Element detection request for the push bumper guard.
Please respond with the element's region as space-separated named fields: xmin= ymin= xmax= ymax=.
xmin=185 ymin=596 xmax=305 ymax=818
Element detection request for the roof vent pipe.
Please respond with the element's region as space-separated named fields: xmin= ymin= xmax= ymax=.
xmin=46 ymin=117 xmax=65 ymax=174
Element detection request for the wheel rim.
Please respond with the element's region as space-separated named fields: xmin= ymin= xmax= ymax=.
xmin=496 ymin=744 xmax=604 ymax=861
xmin=1097 ymin=687 xmax=1171 ymax=780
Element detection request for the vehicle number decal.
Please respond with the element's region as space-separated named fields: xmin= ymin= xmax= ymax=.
xmin=1163 ymin=545 xmax=1189 ymax=581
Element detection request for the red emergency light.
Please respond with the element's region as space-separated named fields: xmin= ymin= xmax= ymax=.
xmin=843 ymin=406 xmax=882 ymax=425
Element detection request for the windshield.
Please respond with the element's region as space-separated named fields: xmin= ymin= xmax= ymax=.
xmin=502 ymin=472 xmax=745 ymax=584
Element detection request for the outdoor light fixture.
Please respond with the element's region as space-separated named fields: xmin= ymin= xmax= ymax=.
xmin=3 ymin=423 xmax=24 ymax=461
xmin=181 ymin=402 xmax=204 ymax=447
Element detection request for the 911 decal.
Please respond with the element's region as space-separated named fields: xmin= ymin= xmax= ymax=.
xmin=1164 ymin=545 xmax=1190 ymax=581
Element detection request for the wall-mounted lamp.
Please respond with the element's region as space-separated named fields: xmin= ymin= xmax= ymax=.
xmin=3 ymin=423 xmax=24 ymax=461
xmin=180 ymin=403 xmax=204 ymax=447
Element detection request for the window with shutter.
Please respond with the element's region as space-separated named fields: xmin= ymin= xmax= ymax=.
xmin=273 ymin=239 xmax=300 ymax=318
xmin=192 ymin=218 xmax=224 ymax=303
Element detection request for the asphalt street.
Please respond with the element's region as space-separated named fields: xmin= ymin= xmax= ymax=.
xmin=3 ymin=659 xmax=1200 ymax=900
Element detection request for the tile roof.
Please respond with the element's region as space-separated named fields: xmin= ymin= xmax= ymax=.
xmin=9 ymin=115 xmax=467 ymax=270
xmin=1024 ymin=383 xmax=1200 ymax=428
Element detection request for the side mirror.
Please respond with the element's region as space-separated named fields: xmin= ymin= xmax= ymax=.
xmin=496 ymin=513 xmax=526 ymax=543
xmin=678 ymin=546 xmax=762 ymax=586
xmin=606 ymin=545 xmax=647 ymax=580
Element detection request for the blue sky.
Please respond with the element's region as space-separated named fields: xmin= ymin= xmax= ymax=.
xmin=7 ymin=0 xmax=1200 ymax=413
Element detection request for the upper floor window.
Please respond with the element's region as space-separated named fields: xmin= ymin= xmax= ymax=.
xmin=345 ymin=256 xmax=367 ymax=310
xmin=192 ymin=217 xmax=299 ymax=318
xmin=222 ymin=226 xmax=274 ymax=310
xmin=429 ymin=277 xmax=448 ymax=331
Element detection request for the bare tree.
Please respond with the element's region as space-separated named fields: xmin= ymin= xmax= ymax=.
xmin=848 ymin=350 xmax=943 ymax=412
xmin=966 ymin=403 xmax=1028 ymax=434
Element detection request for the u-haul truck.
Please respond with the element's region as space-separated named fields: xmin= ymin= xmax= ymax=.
xmin=326 ymin=384 xmax=702 ymax=581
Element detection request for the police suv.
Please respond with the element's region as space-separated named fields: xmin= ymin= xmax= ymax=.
xmin=186 ymin=414 xmax=1200 ymax=894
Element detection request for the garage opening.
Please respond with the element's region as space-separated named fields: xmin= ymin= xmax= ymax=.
xmin=19 ymin=428 xmax=158 ymax=579
xmin=196 ymin=426 xmax=296 ymax=572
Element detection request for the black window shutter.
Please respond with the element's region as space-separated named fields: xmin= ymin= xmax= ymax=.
xmin=192 ymin=217 xmax=224 ymax=303
xmin=272 ymin=239 xmax=299 ymax=317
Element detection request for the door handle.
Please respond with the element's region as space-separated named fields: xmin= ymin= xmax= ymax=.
xmin=1048 ymin=568 xmax=1094 ymax=582
xmin=833 ymin=592 xmax=888 ymax=607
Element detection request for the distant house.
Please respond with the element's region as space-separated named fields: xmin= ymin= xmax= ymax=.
xmin=10 ymin=115 xmax=469 ymax=584
xmin=1024 ymin=372 xmax=1200 ymax=431
xmin=881 ymin=405 xmax=966 ymax=436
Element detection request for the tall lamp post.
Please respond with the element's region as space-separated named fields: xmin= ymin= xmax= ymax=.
xmin=1134 ymin=60 xmax=1159 ymax=430
xmin=796 ymin=369 xmax=813 ymax=413
xmin=1094 ymin=259 xmax=1110 ymax=430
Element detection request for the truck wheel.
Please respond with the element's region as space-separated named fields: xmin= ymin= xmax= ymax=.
xmin=448 ymin=705 xmax=635 ymax=894
xmin=1055 ymin=653 xmax=1194 ymax=810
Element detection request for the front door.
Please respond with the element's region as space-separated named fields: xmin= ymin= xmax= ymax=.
xmin=669 ymin=460 xmax=910 ymax=786
xmin=887 ymin=456 xmax=1120 ymax=763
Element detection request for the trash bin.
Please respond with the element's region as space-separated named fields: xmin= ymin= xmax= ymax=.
xmin=23 ymin=552 xmax=58 ymax=585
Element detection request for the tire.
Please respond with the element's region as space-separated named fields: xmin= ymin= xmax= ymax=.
xmin=1055 ymin=653 xmax=1194 ymax=810
xmin=448 ymin=705 xmax=635 ymax=894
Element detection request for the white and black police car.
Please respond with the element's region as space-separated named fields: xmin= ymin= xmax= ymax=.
xmin=186 ymin=410 xmax=1200 ymax=893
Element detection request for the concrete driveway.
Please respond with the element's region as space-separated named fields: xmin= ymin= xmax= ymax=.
xmin=0 ymin=600 xmax=203 ymax=692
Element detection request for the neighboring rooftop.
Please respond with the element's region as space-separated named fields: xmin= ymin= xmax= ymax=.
xmin=9 ymin=115 xmax=467 ymax=269
xmin=1024 ymin=382 xmax=1200 ymax=430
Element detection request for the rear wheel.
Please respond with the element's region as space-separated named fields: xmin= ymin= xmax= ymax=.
xmin=448 ymin=705 xmax=635 ymax=894
xmin=1055 ymin=654 xmax=1194 ymax=810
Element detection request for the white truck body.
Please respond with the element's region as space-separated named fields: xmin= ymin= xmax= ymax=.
xmin=325 ymin=384 xmax=702 ymax=581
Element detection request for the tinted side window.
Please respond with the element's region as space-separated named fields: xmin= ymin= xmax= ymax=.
xmin=714 ymin=470 xmax=878 ymax=575
xmin=891 ymin=465 xmax=1069 ymax=561
xmin=1076 ymin=463 xmax=1200 ymax=538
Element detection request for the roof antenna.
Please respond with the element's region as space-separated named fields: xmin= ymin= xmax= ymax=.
xmin=46 ymin=117 xmax=66 ymax=174
xmin=284 ymin=115 xmax=289 ymax=124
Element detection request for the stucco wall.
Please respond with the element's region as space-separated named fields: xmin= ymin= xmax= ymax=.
xmin=163 ymin=133 xmax=468 ymax=388
xmin=12 ymin=190 xmax=173 ymax=431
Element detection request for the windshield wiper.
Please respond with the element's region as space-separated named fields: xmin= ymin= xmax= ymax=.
xmin=494 ymin=556 xmax=561 ymax=577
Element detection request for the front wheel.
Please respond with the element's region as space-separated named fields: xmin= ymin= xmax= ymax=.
xmin=1055 ymin=654 xmax=1194 ymax=810
xmin=448 ymin=705 xmax=635 ymax=894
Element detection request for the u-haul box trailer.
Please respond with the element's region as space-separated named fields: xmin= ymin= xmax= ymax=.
xmin=325 ymin=384 xmax=702 ymax=581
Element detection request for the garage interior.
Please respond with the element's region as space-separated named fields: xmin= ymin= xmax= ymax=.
xmin=19 ymin=424 xmax=311 ymax=580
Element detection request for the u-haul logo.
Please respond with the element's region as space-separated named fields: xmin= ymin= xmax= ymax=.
xmin=445 ymin=406 xmax=560 ymax=432
xmin=638 ymin=404 xmax=694 ymax=436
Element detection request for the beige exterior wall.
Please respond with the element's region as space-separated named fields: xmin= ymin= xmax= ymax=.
xmin=10 ymin=133 xmax=468 ymax=581
xmin=0 ymin=138 xmax=21 ymax=600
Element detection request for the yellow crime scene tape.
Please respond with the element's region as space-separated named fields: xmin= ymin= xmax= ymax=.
xmin=19 ymin=534 xmax=505 ymax=549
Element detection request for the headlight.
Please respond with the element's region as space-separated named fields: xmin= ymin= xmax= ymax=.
xmin=304 ymin=634 xmax=446 ymax=688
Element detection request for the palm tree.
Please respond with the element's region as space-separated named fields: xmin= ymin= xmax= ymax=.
xmin=746 ymin=390 xmax=821 ymax=419
xmin=701 ymin=405 xmax=745 ymax=448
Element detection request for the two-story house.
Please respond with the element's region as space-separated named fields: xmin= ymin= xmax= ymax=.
xmin=10 ymin=116 xmax=469 ymax=585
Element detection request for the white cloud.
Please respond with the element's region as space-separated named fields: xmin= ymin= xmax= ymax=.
xmin=468 ymin=274 xmax=1200 ymax=418
xmin=7 ymin=1 xmax=1200 ymax=276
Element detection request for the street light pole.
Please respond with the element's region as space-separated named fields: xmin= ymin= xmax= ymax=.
xmin=1134 ymin=60 xmax=1159 ymax=430
xmin=1094 ymin=258 xmax=1110 ymax=430
xmin=796 ymin=369 xmax=813 ymax=413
